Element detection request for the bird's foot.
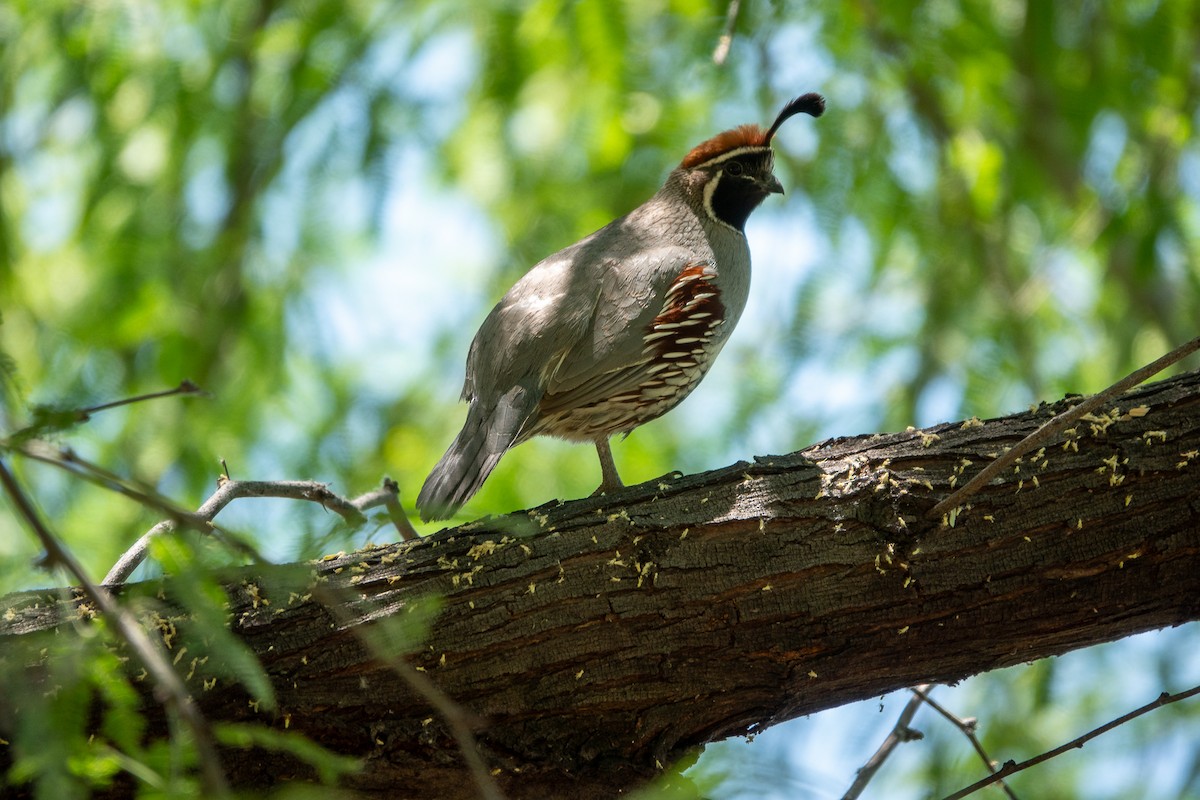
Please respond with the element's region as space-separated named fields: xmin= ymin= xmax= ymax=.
xmin=590 ymin=477 xmax=624 ymax=497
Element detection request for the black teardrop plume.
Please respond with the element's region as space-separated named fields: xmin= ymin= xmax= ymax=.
xmin=764 ymin=92 xmax=826 ymax=144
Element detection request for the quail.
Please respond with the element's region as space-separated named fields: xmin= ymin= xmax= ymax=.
xmin=417 ymin=93 xmax=825 ymax=521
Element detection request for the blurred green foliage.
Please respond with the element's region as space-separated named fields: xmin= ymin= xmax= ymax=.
xmin=1 ymin=0 xmax=1198 ymax=798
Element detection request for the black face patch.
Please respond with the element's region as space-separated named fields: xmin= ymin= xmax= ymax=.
xmin=707 ymin=152 xmax=778 ymax=232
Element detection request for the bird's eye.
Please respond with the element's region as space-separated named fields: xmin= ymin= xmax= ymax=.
xmin=724 ymin=161 xmax=744 ymax=177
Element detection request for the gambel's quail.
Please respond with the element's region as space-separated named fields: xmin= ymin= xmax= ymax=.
xmin=417 ymin=93 xmax=825 ymax=521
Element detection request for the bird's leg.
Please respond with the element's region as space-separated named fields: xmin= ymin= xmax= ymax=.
xmin=592 ymin=438 xmax=624 ymax=496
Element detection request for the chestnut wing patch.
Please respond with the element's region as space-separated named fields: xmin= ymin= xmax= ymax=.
xmin=532 ymin=262 xmax=727 ymax=441
xmin=642 ymin=263 xmax=726 ymax=364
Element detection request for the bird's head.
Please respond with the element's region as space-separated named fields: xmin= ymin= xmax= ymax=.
xmin=679 ymin=93 xmax=825 ymax=232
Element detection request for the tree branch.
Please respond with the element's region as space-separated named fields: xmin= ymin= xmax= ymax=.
xmin=913 ymin=687 xmax=1018 ymax=799
xmin=3 ymin=369 xmax=1200 ymax=798
xmin=712 ymin=0 xmax=742 ymax=65
xmin=313 ymin=583 xmax=505 ymax=800
xmin=80 ymin=380 xmax=208 ymax=415
xmin=941 ymin=684 xmax=1200 ymax=800
xmin=103 ymin=476 xmax=411 ymax=585
xmin=842 ymin=685 xmax=930 ymax=799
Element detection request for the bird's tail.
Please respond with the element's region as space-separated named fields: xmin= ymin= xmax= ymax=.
xmin=416 ymin=387 xmax=533 ymax=522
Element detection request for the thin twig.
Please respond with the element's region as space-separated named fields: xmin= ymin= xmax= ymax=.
xmin=911 ymin=686 xmax=1019 ymax=800
xmin=712 ymin=0 xmax=742 ymax=64
xmin=21 ymin=438 xmax=413 ymax=579
xmin=103 ymin=475 xmax=411 ymax=584
xmin=374 ymin=477 xmax=418 ymax=541
xmin=349 ymin=480 xmax=402 ymax=515
xmin=0 ymin=459 xmax=230 ymax=797
xmin=104 ymin=478 xmax=370 ymax=584
xmin=19 ymin=443 xmax=213 ymax=533
xmin=312 ymin=583 xmax=504 ymax=800
xmin=81 ymin=380 xmax=207 ymax=415
xmin=842 ymin=684 xmax=932 ymax=799
xmin=940 ymin=684 xmax=1200 ymax=800
xmin=929 ymin=335 xmax=1200 ymax=519
xmin=1 ymin=382 xmax=207 ymax=444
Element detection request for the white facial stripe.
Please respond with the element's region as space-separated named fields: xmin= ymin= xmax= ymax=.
xmin=693 ymin=146 xmax=772 ymax=168
xmin=702 ymin=172 xmax=742 ymax=234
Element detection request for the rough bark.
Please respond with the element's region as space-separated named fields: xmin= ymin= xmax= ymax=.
xmin=3 ymin=370 xmax=1200 ymax=798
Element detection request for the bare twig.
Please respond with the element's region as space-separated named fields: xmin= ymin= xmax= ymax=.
xmin=941 ymin=684 xmax=1200 ymax=800
xmin=104 ymin=478 xmax=371 ymax=584
xmin=712 ymin=0 xmax=742 ymax=65
xmin=842 ymin=684 xmax=932 ymax=799
xmin=19 ymin=443 xmax=214 ymax=533
xmin=349 ymin=479 xmax=402 ymax=516
xmin=1 ymin=382 xmax=206 ymax=444
xmin=104 ymin=475 xmax=413 ymax=584
xmin=313 ymin=583 xmax=504 ymax=800
xmin=0 ymin=459 xmax=230 ymax=797
xmin=377 ymin=477 xmax=418 ymax=541
xmin=81 ymin=380 xmax=207 ymax=415
xmin=929 ymin=335 xmax=1200 ymax=519
xmin=911 ymin=686 xmax=1019 ymax=800
xmin=11 ymin=391 xmax=418 ymax=576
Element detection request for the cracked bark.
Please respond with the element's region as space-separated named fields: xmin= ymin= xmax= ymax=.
xmin=3 ymin=370 xmax=1200 ymax=799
